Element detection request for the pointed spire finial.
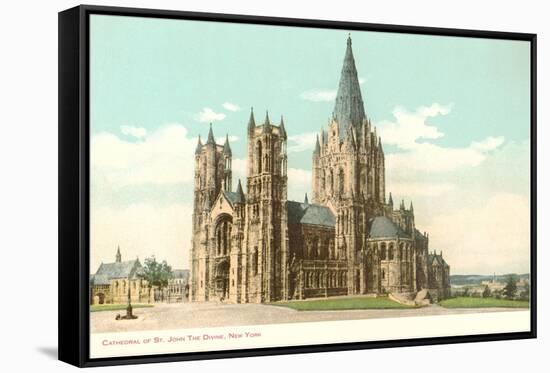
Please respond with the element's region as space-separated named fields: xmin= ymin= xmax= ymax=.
xmin=333 ymin=32 xmax=365 ymax=139
xmin=409 ymin=201 xmax=414 ymax=212
xmin=248 ymin=107 xmax=256 ymax=131
xmin=236 ymin=179 xmax=245 ymax=203
xmin=195 ymin=134 xmax=203 ymax=155
xmin=116 ymin=246 xmax=121 ymax=263
xmin=388 ymin=192 xmax=393 ymax=206
xmin=280 ymin=115 xmax=287 ymax=138
xmin=207 ymin=123 xmax=215 ymax=145
xmin=304 ymin=193 xmax=309 ymax=204
xmin=262 ymin=110 xmax=271 ymax=133
xmin=314 ymin=134 xmax=320 ymax=154
xmin=223 ymin=134 xmax=232 ymax=156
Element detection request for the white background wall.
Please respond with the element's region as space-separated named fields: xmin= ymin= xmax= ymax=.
xmin=0 ymin=0 xmax=546 ymax=371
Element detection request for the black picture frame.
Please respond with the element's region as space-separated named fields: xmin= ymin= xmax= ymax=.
xmin=58 ymin=4 xmax=537 ymax=368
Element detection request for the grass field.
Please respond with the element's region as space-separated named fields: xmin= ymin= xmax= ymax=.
xmin=439 ymin=297 xmax=529 ymax=309
xmin=272 ymin=296 xmax=415 ymax=311
xmin=90 ymin=304 xmax=154 ymax=312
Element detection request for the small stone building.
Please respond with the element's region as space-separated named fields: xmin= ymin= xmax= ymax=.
xmin=90 ymin=247 xmax=151 ymax=305
xmin=167 ymin=269 xmax=190 ymax=302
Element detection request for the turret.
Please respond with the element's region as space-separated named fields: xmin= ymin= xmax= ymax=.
xmin=223 ymin=134 xmax=232 ymax=156
xmin=222 ymin=134 xmax=232 ymax=191
xmin=206 ymin=123 xmax=215 ymax=145
xmin=313 ymin=134 xmax=320 ymax=155
xmin=195 ymin=135 xmax=203 ymax=155
xmin=304 ymin=193 xmax=309 ymax=204
xmin=248 ymin=107 xmax=256 ymax=133
xmin=236 ymin=179 xmax=245 ymax=203
xmin=280 ymin=115 xmax=287 ymax=139
xmin=263 ymin=110 xmax=271 ymax=133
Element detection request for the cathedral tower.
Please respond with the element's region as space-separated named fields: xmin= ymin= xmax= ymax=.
xmin=244 ymin=109 xmax=289 ymax=302
xmin=312 ymin=35 xmax=387 ymax=295
xmin=190 ymin=124 xmax=231 ymax=301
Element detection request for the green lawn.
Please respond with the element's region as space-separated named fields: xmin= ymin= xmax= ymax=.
xmin=272 ymin=296 xmax=415 ymax=311
xmin=90 ymin=303 xmax=154 ymax=312
xmin=439 ymin=297 xmax=529 ymax=309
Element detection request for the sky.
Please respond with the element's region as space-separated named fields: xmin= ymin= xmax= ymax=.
xmin=89 ymin=14 xmax=531 ymax=275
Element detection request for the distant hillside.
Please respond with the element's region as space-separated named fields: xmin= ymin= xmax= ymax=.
xmin=450 ymin=273 xmax=530 ymax=286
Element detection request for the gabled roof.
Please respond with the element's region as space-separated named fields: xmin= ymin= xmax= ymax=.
xmin=428 ymin=253 xmax=449 ymax=267
xmin=223 ymin=190 xmax=243 ymax=206
xmin=92 ymin=259 xmax=141 ymax=285
xmin=287 ymin=201 xmax=336 ymax=227
xmin=368 ymin=216 xmax=409 ymax=239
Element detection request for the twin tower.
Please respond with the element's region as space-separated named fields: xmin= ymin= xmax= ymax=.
xmin=190 ymin=36 xmax=449 ymax=304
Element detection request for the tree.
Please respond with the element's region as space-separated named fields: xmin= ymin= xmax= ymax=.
xmin=503 ymin=275 xmax=518 ymax=300
xmin=482 ymin=285 xmax=491 ymax=298
xmin=462 ymin=287 xmax=470 ymax=297
xmin=520 ymin=281 xmax=530 ymax=301
xmin=138 ymin=256 xmax=173 ymax=301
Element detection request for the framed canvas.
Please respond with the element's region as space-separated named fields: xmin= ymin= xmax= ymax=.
xmin=58 ymin=4 xmax=537 ymax=367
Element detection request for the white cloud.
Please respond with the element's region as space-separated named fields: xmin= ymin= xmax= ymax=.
xmin=195 ymin=107 xmax=226 ymax=123
xmin=300 ymin=89 xmax=337 ymax=102
xmin=120 ymin=125 xmax=147 ymax=139
xmin=90 ymin=202 xmax=192 ymax=272
xmin=91 ymin=123 xmax=197 ymax=187
xmin=287 ymin=168 xmax=312 ymax=202
xmin=232 ymin=158 xmax=247 ymax=183
xmin=222 ymin=102 xmax=240 ymax=112
xmin=424 ymin=193 xmax=530 ymax=275
xmin=378 ymin=103 xmax=449 ymax=149
xmin=287 ymin=132 xmax=317 ymax=153
xmin=379 ymin=103 xmax=505 ymax=175
xmin=359 ymin=77 xmax=367 ymax=85
xmin=471 ymin=136 xmax=505 ymax=151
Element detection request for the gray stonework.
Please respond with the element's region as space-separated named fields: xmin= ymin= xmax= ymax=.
xmin=190 ymin=36 xmax=450 ymax=304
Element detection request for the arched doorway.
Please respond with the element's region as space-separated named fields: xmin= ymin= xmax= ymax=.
xmin=215 ymin=260 xmax=230 ymax=301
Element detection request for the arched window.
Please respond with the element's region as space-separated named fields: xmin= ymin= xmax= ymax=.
xmin=215 ymin=217 xmax=232 ymax=256
xmin=256 ymin=140 xmax=262 ymax=173
xmin=338 ymin=168 xmax=345 ymax=195
xmin=381 ymin=242 xmax=387 ymax=260
xmin=252 ymin=247 xmax=259 ymax=275
xmin=399 ymin=242 xmax=404 ymax=261
xmin=389 ymin=243 xmax=395 ymax=260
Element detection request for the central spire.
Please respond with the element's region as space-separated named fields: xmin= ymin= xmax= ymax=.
xmin=333 ymin=35 xmax=366 ymax=139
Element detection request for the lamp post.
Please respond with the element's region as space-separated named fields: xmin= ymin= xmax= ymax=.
xmin=124 ymin=276 xmax=137 ymax=319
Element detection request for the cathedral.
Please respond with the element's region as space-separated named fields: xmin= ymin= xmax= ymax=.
xmin=190 ymin=36 xmax=450 ymax=304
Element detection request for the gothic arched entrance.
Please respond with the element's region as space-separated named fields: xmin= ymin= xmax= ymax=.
xmin=214 ymin=259 xmax=230 ymax=301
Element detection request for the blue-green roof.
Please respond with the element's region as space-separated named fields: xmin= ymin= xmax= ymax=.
xmin=223 ymin=191 xmax=243 ymax=205
xmin=368 ymin=216 xmax=409 ymax=239
xmin=287 ymin=201 xmax=335 ymax=227
xmin=92 ymin=260 xmax=141 ymax=285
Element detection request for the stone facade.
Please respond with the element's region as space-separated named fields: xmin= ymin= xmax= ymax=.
xmin=190 ymin=36 xmax=450 ymax=303
xmin=90 ymin=247 xmax=151 ymax=305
